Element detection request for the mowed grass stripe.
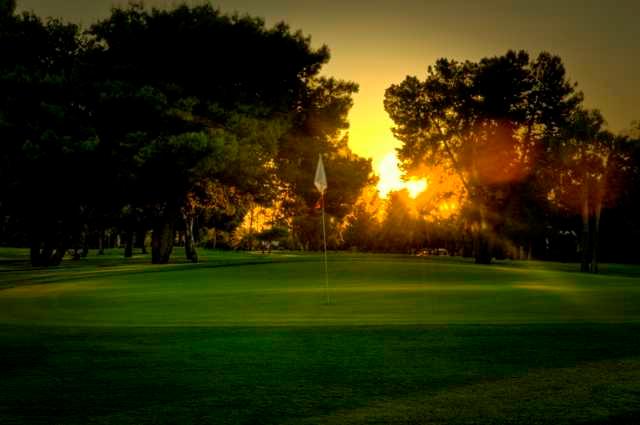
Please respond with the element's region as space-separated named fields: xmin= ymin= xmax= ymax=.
xmin=1 ymin=256 xmax=639 ymax=326
xmin=290 ymin=358 xmax=640 ymax=425
xmin=1 ymin=324 xmax=640 ymax=425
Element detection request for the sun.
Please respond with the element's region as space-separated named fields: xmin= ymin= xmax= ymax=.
xmin=405 ymin=179 xmax=427 ymax=198
xmin=376 ymin=152 xmax=427 ymax=199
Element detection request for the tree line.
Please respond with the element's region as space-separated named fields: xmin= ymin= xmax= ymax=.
xmin=0 ymin=1 xmax=372 ymax=265
xmin=1 ymin=1 xmax=639 ymax=271
xmin=342 ymin=50 xmax=640 ymax=271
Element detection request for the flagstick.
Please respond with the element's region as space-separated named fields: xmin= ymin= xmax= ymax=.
xmin=321 ymin=192 xmax=330 ymax=305
xmin=314 ymin=154 xmax=329 ymax=305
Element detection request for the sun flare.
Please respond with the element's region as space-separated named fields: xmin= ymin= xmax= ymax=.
xmin=405 ymin=179 xmax=428 ymax=198
xmin=377 ymin=152 xmax=427 ymax=199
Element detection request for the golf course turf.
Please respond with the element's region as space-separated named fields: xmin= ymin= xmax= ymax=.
xmin=1 ymin=249 xmax=639 ymax=424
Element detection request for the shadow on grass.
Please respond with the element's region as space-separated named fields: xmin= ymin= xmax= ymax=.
xmin=1 ymin=324 xmax=639 ymax=424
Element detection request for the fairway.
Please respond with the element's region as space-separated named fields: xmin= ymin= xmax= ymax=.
xmin=1 ymin=250 xmax=640 ymax=424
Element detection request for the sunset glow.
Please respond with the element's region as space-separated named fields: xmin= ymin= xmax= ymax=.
xmin=405 ymin=179 xmax=428 ymax=199
xmin=2 ymin=2 xmax=640 ymax=424
xmin=377 ymin=152 xmax=427 ymax=198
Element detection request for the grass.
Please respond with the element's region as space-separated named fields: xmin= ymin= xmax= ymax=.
xmin=1 ymin=248 xmax=639 ymax=424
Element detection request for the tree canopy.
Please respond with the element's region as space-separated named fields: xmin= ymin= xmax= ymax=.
xmin=384 ymin=50 xmax=583 ymax=264
xmin=0 ymin=3 xmax=371 ymax=265
xmin=1 ymin=5 xmax=638 ymax=271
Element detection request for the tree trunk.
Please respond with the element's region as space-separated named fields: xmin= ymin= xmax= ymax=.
xmin=591 ymin=193 xmax=602 ymax=274
xmin=474 ymin=207 xmax=492 ymax=264
xmin=136 ymin=229 xmax=147 ymax=254
xmin=77 ymin=226 xmax=89 ymax=258
xmin=98 ymin=229 xmax=105 ymax=255
xmin=124 ymin=231 xmax=134 ymax=258
xmin=248 ymin=206 xmax=255 ymax=251
xmin=183 ymin=213 xmax=198 ymax=263
xmin=518 ymin=245 xmax=524 ymax=261
xmin=580 ymin=179 xmax=591 ymax=273
xmin=462 ymin=234 xmax=473 ymax=258
xmin=151 ymin=210 xmax=177 ymax=264
xmin=474 ymin=232 xmax=492 ymax=264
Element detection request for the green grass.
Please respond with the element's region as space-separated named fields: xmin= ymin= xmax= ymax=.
xmin=1 ymin=248 xmax=639 ymax=424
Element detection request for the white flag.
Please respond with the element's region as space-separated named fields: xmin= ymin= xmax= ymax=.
xmin=314 ymin=154 xmax=328 ymax=194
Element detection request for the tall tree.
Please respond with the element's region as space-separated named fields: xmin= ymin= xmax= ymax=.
xmin=379 ymin=190 xmax=421 ymax=253
xmin=604 ymin=126 xmax=640 ymax=263
xmin=342 ymin=187 xmax=382 ymax=251
xmin=385 ymin=50 xmax=581 ymax=263
xmin=550 ymin=109 xmax=630 ymax=272
xmin=0 ymin=12 xmax=95 ymax=266
xmin=87 ymin=4 xmax=330 ymax=263
xmin=276 ymin=77 xmax=373 ymax=249
xmin=0 ymin=0 xmax=15 ymax=18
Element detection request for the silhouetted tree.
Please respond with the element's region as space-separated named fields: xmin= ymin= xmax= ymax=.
xmin=385 ymin=50 xmax=582 ymax=264
xmin=549 ymin=110 xmax=634 ymax=272
xmin=342 ymin=188 xmax=382 ymax=251
xmin=87 ymin=4 xmax=331 ymax=263
xmin=276 ymin=78 xmax=373 ymax=249
xmin=377 ymin=191 xmax=418 ymax=253
xmin=0 ymin=12 xmax=95 ymax=266
xmin=601 ymin=127 xmax=640 ymax=263
xmin=0 ymin=0 xmax=15 ymax=18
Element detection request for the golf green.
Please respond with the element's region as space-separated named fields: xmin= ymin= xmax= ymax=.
xmin=1 ymin=250 xmax=639 ymax=424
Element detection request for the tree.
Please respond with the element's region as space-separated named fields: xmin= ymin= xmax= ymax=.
xmin=0 ymin=0 xmax=15 ymax=18
xmin=549 ymin=109 xmax=632 ymax=272
xmin=499 ymin=175 xmax=549 ymax=260
xmin=86 ymin=4 xmax=331 ymax=263
xmin=342 ymin=187 xmax=382 ymax=251
xmin=276 ymin=77 xmax=373 ymax=249
xmin=2 ymin=3 xmax=364 ymax=265
xmin=601 ymin=126 xmax=640 ymax=263
xmin=378 ymin=190 xmax=420 ymax=253
xmin=384 ymin=50 xmax=582 ymax=264
xmin=0 ymin=12 xmax=95 ymax=266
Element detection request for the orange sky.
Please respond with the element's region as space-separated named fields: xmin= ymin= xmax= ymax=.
xmin=19 ymin=0 xmax=640 ymax=196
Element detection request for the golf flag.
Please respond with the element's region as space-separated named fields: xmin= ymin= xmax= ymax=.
xmin=314 ymin=154 xmax=327 ymax=194
xmin=314 ymin=153 xmax=330 ymax=304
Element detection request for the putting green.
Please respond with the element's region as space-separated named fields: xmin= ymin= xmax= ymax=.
xmin=1 ymin=253 xmax=639 ymax=326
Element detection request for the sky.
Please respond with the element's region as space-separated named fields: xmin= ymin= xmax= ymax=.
xmin=17 ymin=0 xmax=640 ymax=196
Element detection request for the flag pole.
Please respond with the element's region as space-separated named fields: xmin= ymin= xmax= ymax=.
xmin=321 ymin=192 xmax=329 ymax=305
xmin=314 ymin=154 xmax=329 ymax=305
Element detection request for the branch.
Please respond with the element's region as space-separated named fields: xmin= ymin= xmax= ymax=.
xmin=433 ymin=119 xmax=473 ymax=196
